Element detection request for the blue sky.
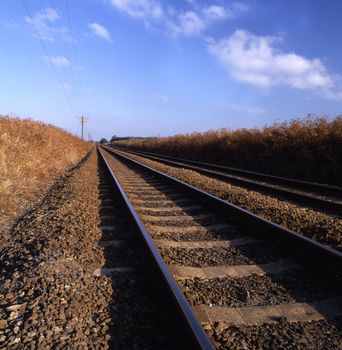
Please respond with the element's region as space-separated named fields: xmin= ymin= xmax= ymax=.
xmin=1 ymin=0 xmax=341 ymax=140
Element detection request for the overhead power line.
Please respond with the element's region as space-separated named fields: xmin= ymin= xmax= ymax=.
xmin=64 ymin=0 xmax=86 ymax=111
xmin=22 ymin=0 xmax=80 ymax=115
xmin=39 ymin=0 xmax=82 ymax=113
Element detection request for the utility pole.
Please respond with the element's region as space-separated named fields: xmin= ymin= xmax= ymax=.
xmin=77 ymin=116 xmax=88 ymax=140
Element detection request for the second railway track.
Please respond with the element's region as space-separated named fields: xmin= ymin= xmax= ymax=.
xmin=114 ymin=147 xmax=342 ymax=216
xmin=100 ymin=146 xmax=342 ymax=350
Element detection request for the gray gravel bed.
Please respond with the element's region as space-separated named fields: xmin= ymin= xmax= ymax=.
xmin=107 ymin=272 xmax=170 ymax=349
xmin=223 ymin=174 xmax=341 ymax=207
xmin=101 ymin=228 xmax=131 ymax=241
xmin=143 ymin=218 xmax=201 ymax=227
xmin=132 ymin=200 xmax=193 ymax=208
xmin=137 ymin=207 xmax=204 ymax=217
xmin=107 ymin=151 xmax=342 ymax=349
xmin=99 ymin=216 xmax=127 ymax=226
xmin=124 ymin=152 xmax=342 ymax=251
xmin=180 ymin=269 xmax=342 ymax=307
xmin=235 ymin=241 xmax=289 ymax=262
xmin=0 ymin=151 xmax=171 ymax=349
xmin=126 ymin=188 xmax=174 ymax=195
xmin=99 ymin=207 xmax=120 ymax=216
xmin=209 ymin=318 xmax=342 ymax=349
xmin=142 ymin=216 xmax=226 ymax=227
xmin=161 ymin=247 xmax=252 ymax=267
xmin=150 ymin=229 xmax=243 ymax=242
xmin=104 ymin=246 xmax=139 ymax=268
xmin=160 ymin=241 xmax=286 ymax=267
xmin=131 ymin=194 xmax=182 ymax=202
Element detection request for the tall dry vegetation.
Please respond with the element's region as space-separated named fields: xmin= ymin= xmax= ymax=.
xmin=0 ymin=115 xmax=93 ymax=229
xmin=114 ymin=116 xmax=342 ymax=186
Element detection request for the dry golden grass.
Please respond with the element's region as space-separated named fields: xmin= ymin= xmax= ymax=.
xmin=114 ymin=116 xmax=342 ymax=186
xmin=0 ymin=115 xmax=93 ymax=229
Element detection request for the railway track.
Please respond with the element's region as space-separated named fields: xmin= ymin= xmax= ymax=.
xmin=97 ymin=147 xmax=214 ymax=349
xmin=113 ymin=147 xmax=342 ymax=216
xmin=93 ymin=159 xmax=174 ymax=349
xmin=99 ymin=146 xmax=342 ymax=349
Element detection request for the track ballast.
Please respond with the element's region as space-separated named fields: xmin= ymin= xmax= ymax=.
xmin=100 ymin=146 xmax=342 ymax=350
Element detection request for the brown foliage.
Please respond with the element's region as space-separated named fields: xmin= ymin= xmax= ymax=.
xmin=0 ymin=115 xmax=93 ymax=229
xmin=114 ymin=116 xmax=342 ymax=186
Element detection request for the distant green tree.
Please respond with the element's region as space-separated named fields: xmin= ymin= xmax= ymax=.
xmin=110 ymin=135 xmax=118 ymax=142
xmin=99 ymin=138 xmax=108 ymax=144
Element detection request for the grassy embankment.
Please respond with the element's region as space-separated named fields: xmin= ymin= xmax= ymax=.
xmin=113 ymin=116 xmax=342 ymax=186
xmin=0 ymin=115 xmax=93 ymax=230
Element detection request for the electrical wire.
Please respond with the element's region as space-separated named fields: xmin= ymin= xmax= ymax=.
xmin=40 ymin=0 xmax=82 ymax=113
xmin=22 ymin=0 xmax=78 ymax=115
xmin=64 ymin=0 xmax=86 ymax=112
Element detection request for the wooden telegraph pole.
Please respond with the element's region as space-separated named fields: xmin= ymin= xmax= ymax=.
xmin=77 ymin=116 xmax=88 ymax=140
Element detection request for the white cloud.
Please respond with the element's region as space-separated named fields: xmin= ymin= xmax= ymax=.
xmin=44 ymin=55 xmax=70 ymax=67
xmin=168 ymin=4 xmax=241 ymax=37
xmin=208 ymin=30 xmax=342 ymax=98
xmin=170 ymin=11 xmax=205 ymax=37
xmin=88 ymin=22 xmax=112 ymax=41
xmin=29 ymin=7 xmax=60 ymax=24
xmin=203 ymin=5 xmax=232 ymax=21
xmin=110 ymin=0 xmax=163 ymax=19
xmin=228 ymin=103 xmax=266 ymax=114
xmin=55 ymin=83 xmax=72 ymax=91
xmin=109 ymin=1 xmax=247 ymax=37
xmin=25 ymin=8 xmax=69 ymax=42
xmin=153 ymin=93 xmax=168 ymax=103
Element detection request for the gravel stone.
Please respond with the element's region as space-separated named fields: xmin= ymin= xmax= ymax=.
xmin=123 ymin=151 xmax=342 ymax=251
xmin=180 ymin=268 xmax=342 ymax=307
xmin=210 ymin=319 xmax=342 ymax=350
xmin=161 ymin=241 xmax=288 ymax=267
xmin=105 ymin=150 xmax=342 ymax=349
xmin=0 ymin=150 xmax=170 ymax=349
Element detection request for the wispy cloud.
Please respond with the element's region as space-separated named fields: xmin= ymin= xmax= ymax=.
xmin=208 ymin=29 xmax=342 ymax=99
xmin=1 ymin=20 xmax=20 ymax=30
xmin=202 ymin=5 xmax=232 ymax=21
xmin=167 ymin=4 xmax=247 ymax=38
xmin=110 ymin=0 xmax=163 ymax=20
xmin=167 ymin=5 xmax=234 ymax=38
xmin=55 ymin=83 xmax=73 ymax=91
xmin=153 ymin=93 xmax=168 ymax=103
xmin=88 ymin=22 xmax=112 ymax=42
xmin=25 ymin=8 xmax=70 ymax=42
xmin=168 ymin=11 xmax=205 ymax=37
xmin=109 ymin=1 xmax=248 ymax=37
xmin=44 ymin=55 xmax=70 ymax=67
xmin=228 ymin=102 xmax=266 ymax=114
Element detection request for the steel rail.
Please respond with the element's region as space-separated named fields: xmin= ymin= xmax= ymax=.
xmin=115 ymin=147 xmax=342 ymax=199
xmin=113 ymin=147 xmax=342 ymax=215
xmin=103 ymin=146 xmax=342 ymax=277
xmin=97 ymin=146 xmax=215 ymax=350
